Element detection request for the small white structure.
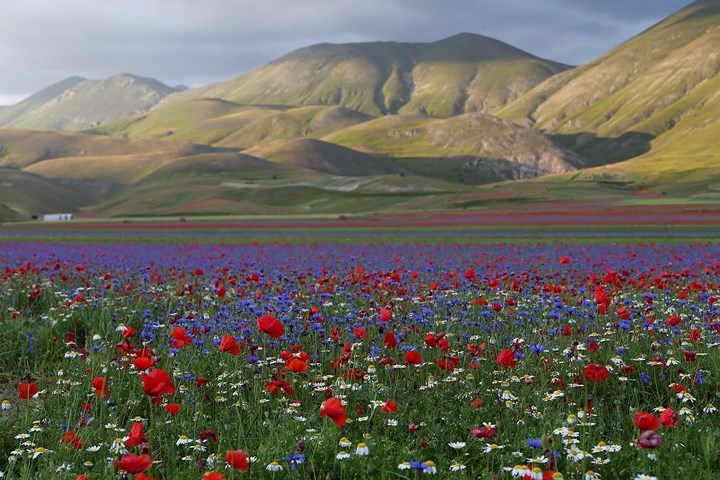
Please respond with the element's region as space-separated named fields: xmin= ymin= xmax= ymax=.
xmin=43 ymin=213 xmax=74 ymax=222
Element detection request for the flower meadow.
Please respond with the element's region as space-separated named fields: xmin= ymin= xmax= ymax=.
xmin=0 ymin=241 xmax=718 ymax=480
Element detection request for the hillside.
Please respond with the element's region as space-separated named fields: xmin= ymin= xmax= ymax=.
xmin=499 ymin=0 xmax=720 ymax=167
xmin=324 ymin=113 xmax=584 ymax=184
xmin=95 ymin=102 xmax=374 ymax=148
xmin=0 ymin=169 xmax=93 ymax=218
xmin=244 ymin=138 xmax=405 ymax=176
xmin=0 ymin=129 xmax=218 ymax=169
xmin=0 ymin=74 xmax=183 ymax=130
xmin=167 ymin=33 xmax=569 ymax=117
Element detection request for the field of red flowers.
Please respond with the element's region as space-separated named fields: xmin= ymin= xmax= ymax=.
xmin=0 ymin=241 xmax=718 ymax=479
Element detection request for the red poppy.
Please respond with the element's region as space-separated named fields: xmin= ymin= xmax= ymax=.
xmin=203 ymin=472 xmax=226 ymax=480
xmin=378 ymin=308 xmax=392 ymax=322
xmin=381 ymin=400 xmax=398 ymax=414
xmin=285 ymin=358 xmax=309 ymax=373
xmin=92 ymin=376 xmax=110 ymax=398
xmin=133 ymin=356 xmax=154 ymax=371
xmin=384 ymin=332 xmax=397 ymax=349
xmin=124 ymin=422 xmax=147 ymax=447
xmin=76 ymin=475 xmax=91 ymax=480
xmin=61 ymin=430 xmax=84 ymax=449
xmin=118 ymin=453 xmax=152 ymax=474
xmin=584 ymin=363 xmax=610 ymax=382
xmin=141 ymin=369 xmax=176 ymax=397
xmin=171 ymin=327 xmax=192 ymax=348
xmin=257 ymin=315 xmax=284 ymax=338
xmin=136 ymin=473 xmax=155 ymax=480
xmin=18 ymin=382 xmax=38 ymax=399
xmin=660 ymin=408 xmax=678 ymax=427
xmin=424 ymin=333 xmax=437 ymax=348
xmin=495 ymin=349 xmax=516 ymax=368
xmin=225 ymin=450 xmax=250 ymax=471
xmin=633 ymin=412 xmax=661 ymax=431
xmin=164 ymin=403 xmax=181 ymax=415
xmin=353 ymin=326 xmax=368 ymax=339
xmin=320 ymin=397 xmax=347 ymax=427
xmin=559 ymin=256 xmax=570 ymax=264
xmin=122 ymin=325 xmax=136 ymax=338
xmin=689 ymin=328 xmax=701 ymax=342
xmin=219 ymin=335 xmax=241 ymax=355
xmin=404 ymin=350 xmax=422 ymax=365
xmin=266 ymin=380 xmax=294 ymax=396
xmin=470 ymin=427 xmax=497 ymax=438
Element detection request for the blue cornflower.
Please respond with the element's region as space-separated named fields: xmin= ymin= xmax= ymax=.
xmin=285 ymin=453 xmax=305 ymax=470
xmin=527 ymin=438 xmax=542 ymax=448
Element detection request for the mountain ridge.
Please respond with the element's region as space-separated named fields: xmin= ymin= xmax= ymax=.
xmin=164 ymin=33 xmax=570 ymax=117
xmin=0 ymin=74 xmax=183 ymax=130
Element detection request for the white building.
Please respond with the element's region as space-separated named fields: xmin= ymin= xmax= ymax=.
xmin=43 ymin=213 xmax=74 ymax=221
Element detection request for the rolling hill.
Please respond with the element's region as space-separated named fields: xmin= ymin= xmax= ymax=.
xmin=95 ymin=102 xmax=375 ymax=148
xmin=499 ymin=0 xmax=720 ymax=166
xmin=166 ymin=33 xmax=570 ymax=117
xmin=0 ymin=74 xmax=183 ymax=130
xmin=244 ymin=138 xmax=405 ymax=176
xmin=324 ymin=113 xmax=584 ymax=184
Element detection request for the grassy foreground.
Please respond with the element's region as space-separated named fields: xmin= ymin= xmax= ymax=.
xmin=0 ymin=241 xmax=718 ymax=479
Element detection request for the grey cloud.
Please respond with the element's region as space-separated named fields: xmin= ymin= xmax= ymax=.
xmin=0 ymin=0 xmax=692 ymax=102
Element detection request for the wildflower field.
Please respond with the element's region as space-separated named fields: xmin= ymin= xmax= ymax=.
xmin=0 ymin=240 xmax=718 ymax=479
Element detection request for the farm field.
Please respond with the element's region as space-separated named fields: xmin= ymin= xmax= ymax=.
xmin=3 ymin=201 xmax=720 ymax=243
xmin=0 ymin=238 xmax=719 ymax=479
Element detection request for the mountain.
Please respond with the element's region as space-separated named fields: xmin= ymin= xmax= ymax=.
xmin=95 ymin=101 xmax=375 ymax=148
xmin=324 ymin=113 xmax=584 ymax=183
xmin=0 ymin=168 xmax=93 ymax=219
xmin=0 ymin=128 xmax=218 ymax=169
xmin=167 ymin=33 xmax=569 ymax=117
xmin=499 ymin=0 xmax=720 ymax=167
xmin=244 ymin=138 xmax=406 ymax=176
xmin=6 ymin=3 xmax=720 ymax=220
xmin=0 ymin=74 xmax=183 ymax=130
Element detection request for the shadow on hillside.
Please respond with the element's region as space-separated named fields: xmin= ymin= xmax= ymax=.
xmin=551 ymin=131 xmax=655 ymax=167
xmin=394 ymin=156 xmax=571 ymax=185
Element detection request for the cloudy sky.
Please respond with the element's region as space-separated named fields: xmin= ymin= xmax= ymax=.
xmin=1 ymin=0 xmax=692 ymax=105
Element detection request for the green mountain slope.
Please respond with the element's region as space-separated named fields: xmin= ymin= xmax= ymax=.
xmin=0 ymin=74 xmax=182 ymax=130
xmin=0 ymin=168 xmax=93 ymax=218
xmin=499 ymin=0 xmax=720 ymax=166
xmin=245 ymin=138 xmax=405 ymax=176
xmin=95 ymin=101 xmax=374 ymax=148
xmin=167 ymin=33 xmax=569 ymax=117
xmin=323 ymin=113 xmax=584 ymax=184
xmin=0 ymin=129 xmax=217 ymax=169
